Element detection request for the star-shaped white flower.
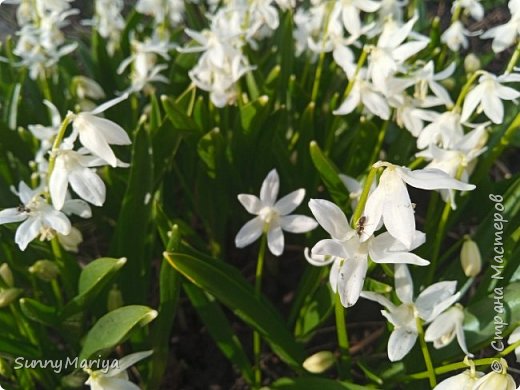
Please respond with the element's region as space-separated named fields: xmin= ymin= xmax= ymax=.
xmin=461 ymin=71 xmax=520 ymax=124
xmin=363 ymin=162 xmax=475 ymax=249
xmin=306 ymin=199 xmax=428 ymax=307
xmin=235 ymin=169 xmax=318 ymax=256
xmin=0 ymin=182 xmax=71 ymax=251
xmin=85 ymin=350 xmax=153 ymax=390
xmin=481 ymin=0 xmax=520 ymax=53
xmin=361 ymin=264 xmax=461 ymax=361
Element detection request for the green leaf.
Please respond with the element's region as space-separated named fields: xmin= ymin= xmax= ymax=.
xmin=0 ymin=334 xmax=40 ymax=358
xmin=270 ymin=377 xmax=371 ymax=390
xmin=183 ymin=283 xmax=254 ymax=384
xmin=111 ymin=125 xmax=154 ymax=304
xmin=197 ymin=128 xmax=225 ymax=179
xmin=294 ymin=283 xmax=334 ymax=340
xmin=79 ymin=305 xmax=157 ymax=361
xmin=239 ymin=95 xmax=270 ymax=135
xmin=19 ymin=298 xmax=58 ymax=327
xmin=161 ymin=95 xmax=201 ymax=134
xmin=164 ymin=252 xmax=305 ymax=368
xmin=310 ymin=141 xmax=350 ymax=210
xmin=60 ymin=257 xmax=127 ymax=318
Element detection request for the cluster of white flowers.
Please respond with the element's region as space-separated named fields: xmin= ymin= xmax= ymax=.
xmin=136 ymin=0 xmax=185 ymax=27
xmin=1 ymin=0 xmax=77 ymax=79
xmin=0 ymin=98 xmax=131 ymax=251
xmin=90 ymin=0 xmax=125 ymax=55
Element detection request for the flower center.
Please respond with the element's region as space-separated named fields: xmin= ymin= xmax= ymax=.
xmin=259 ymin=206 xmax=279 ymax=226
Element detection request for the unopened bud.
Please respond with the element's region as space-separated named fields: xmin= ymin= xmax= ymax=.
xmin=302 ymin=351 xmax=336 ymax=373
xmin=107 ymin=285 xmax=124 ymax=312
xmin=464 ymin=54 xmax=480 ymax=73
xmin=441 ymin=77 xmax=456 ymax=90
xmin=0 ymin=288 xmax=23 ymax=308
xmin=73 ymin=76 xmax=106 ymax=100
xmin=461 ymin=236 xmax=482 ymax=277
xmin=29 ymin=260 xmax=60 ymax=282
xmin=0 ymin=263 xmax=14 ymax=287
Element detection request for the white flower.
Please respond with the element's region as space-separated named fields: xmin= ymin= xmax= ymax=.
xmin=425 ymin=305 xmax=471 ymax=355
xmin=453 ymin=0 xmax=484 ymax=21
xmin=416 ymin=111 xmax=465 ymax=149
xmin=363 ymin=162 xmax=475 ymax=248
xmin=91 ymin=0 xmax=125 ymax=55
xmin=69 ymin=110 xmax=131 ymax=168
xmin=85 ymin=350 xmax=153 ymax=390
xmin=361 ymin=264 xmax=461 ymax=361
xmin=74 ymin=76 xmax=106 ymax=100
xmin=307 ymin=199 xmax=428 ymax=307
xmin=50 ymin=146 xmax=128 ymax=210
xmin=367 ymin=16 xmax=429 ymax=93
xmin=461 ymin=72 xmax=520 ymax=124
xmin=508 ymin=327 xmax=520 ymax=362
xmin=412 ymin=61 xmax=456 ymax=107
xmin=433 ymin=358 xmax=484 ymax=389
xmin=473 ymin=358 xmax=517 ymax=390
xmin=481 ymin=0 xmax=520 ymax=53
xmin=441 ymin=21 xmax=470 ymax=52
xmin=336 ymin=0 xmax=381 ymax=38
xmin=235 ymin=169 xmax=318 ymax=256
xmin=0 ymin=182 xmax=71 ymax=251
xmin=416 ymin=124 xmax=487 ymax=209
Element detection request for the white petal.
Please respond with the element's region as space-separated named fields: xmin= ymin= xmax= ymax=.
xmin=337 ymin=256 xmax=368 ymax=307
xmin=424 ymin=311 xmax=457 ymax=343
xmin=329 ymin=258 xmax=341 ymax=293
xmin=92 ymin=376 xmax=140 ymax=390
xmin=275 ymin=189 xmax=305 ymax=215
xmin=362 ymin=185 xmax=385 ymax=240
xmin=235 ymin=217 xmax=264 ymax=248
xmin=387 ymin=327 xmax=417 ymax=361
xmin=49 ymin=165 xmax=69 ymax=210
xmin=482 ymin=93 xmax=503 ymax=124
xmin=311 ymin=238 xmax=349 ymax=259
xmin=260 ymin=169 xmax=279 ymax=206
xmin=380 ymin=169 xmax=415 ymax=249
xmin=342 ymin=5 xmax=361 ymax=37
xmin=372 ymin=250 xmax=429 ymax=266
xmin=495 ymin=85 xmax=520 ymax=100
xmin=360 ymin=291 xmax=396 ymax=311
xmin=333 ymin=91 xmax=360 ymax=116
xmin=304 ymin=247 xmax=336 ymax=267
xmin=393 ymin=41 xmax=428 ymax=63
xmin=394 ymin=264 xmax=414 ymax=304
xmin=69 ymin=168 xmax=106 ymax=207
xmin=77 ymin=123 xmax=118 ymax=167
xmin=455 ymin=322 xmax=471 ymax=356
xmin=15 ymin=217 xmax=42 ymax=251
xmin=267 ymin=225 xmax=284 ymax=256
xmin=106 ymin=350 xmax=153 ymax=377
xmin=42 ymin=209 xmax=71 ymax=235
xmin=460 ymin=87 xmax=482 ymax=123
xmin=0 ymin=208 xmax=26 ymax=224
xmin=397 ymin=166 xmax=476 ymax=191
xmin=308 ymin=199 xmax=353 ymax=240
xmin=415 ymin=281 xmax=458 ymax=321
xmin=238 ymin=194 xmax=262 ymax=215
xmin=62 ymin=199 xmax=92 ymax=218
xmin=361 ymin=89 xmax=390 ymax=120
xmin=280 ymin=215 xmax=317 ymax=233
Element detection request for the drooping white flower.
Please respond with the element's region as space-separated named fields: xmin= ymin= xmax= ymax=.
xmin=363 ymin=162 xmax=475 ymax=248
xmin=49 ymin=146 xmax=128 ymax=210
xmin=306 ymin=199 xmax=428 ymax=307
xmin=361 ymin=264 xmax=461 ymax=361
xmin=481 ymin=0 xmax=520 ymax=53
xmin=441 ymin=21 xmax=471 ymax=52
xmin=473 ymin=358 xmax=517 ymax=390
xmin=235 ymin=169 xmax=318 ymax=256
xmin=0 ymin=182 xmax=71 ymax=251
xmin=433 ymin=358 xmax=484 ymax=389
xmin=416 ymin=111 xmax=465 ymax=149
xmin=412 ymin=61 xmax=456 ymax=107
xmin=68 ymin=109 xmax=131 ymax=168
xmin=336 ymin=0 xmax=381 ymax=38
xmin=416 ymin=124 xmax=487 ymax=209
xmin=425 ymin=304 xmax=471 ymax=355
xmin=461 ymin=72 xmax=520 ymax=124
xmin=453 ymin=0 xmax=484 ymax=21
xmin=85 ymin=350 xmax=153 ymax=390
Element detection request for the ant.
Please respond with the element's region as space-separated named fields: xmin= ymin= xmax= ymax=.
xmin=17 ymin=204 xmax=31 ymax=213
xmin=355 ymin=216 xmax=367 ymax=237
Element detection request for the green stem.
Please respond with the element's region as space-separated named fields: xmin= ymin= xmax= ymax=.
xmin=51 ymin=279 xmax=64 ymax=308
xmin=351 ymin=165 xmax=379 ymax=227
xmin=426 ymin=199 xmax=451 ymax=284
xmin=310 ymin=1 xmax=334 ymax=102
xmin=453 ymin=71 xmax=483 ymax=111
xmin=253 ymin=233 xmax=267 ymax=388
xmin=341 ymin=47 xmax=369 ymax=101
xmin=505 ymin=39 xmax=520 ymax=74
xmin=406 ymin=358 xmax=497 ymax=380
xmin=408 ymin=157 xmax=425 ymax=170
xmin=369 ymin=120 xmax=389 ymax=166
xmin=335 ymin=292 xmax=350 ymax=379
xmin=416 ymin=316 xmax=436 ymax=387
xmin=46 ymin=112 xmax=74 ymax=184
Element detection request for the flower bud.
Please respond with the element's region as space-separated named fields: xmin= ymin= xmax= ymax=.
xmin=0 ymin=263 xmax=14 ymax=287
xmin=302 ymin=351 xmax=336 ymax=373
xmin=473 ymin=359 xmax=516 ymax=389
xmin=461 ymin=236 xmax=482 ymax=277
xmin=0 ymin=288 xmax=23 ymax=308
xmin=464 ymin=54 xmax=481 ymax=73
xmin=29 ymin=260 xmax=60 ymax=282
xmin=107 ymin=285 xmax=124 ymax=312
